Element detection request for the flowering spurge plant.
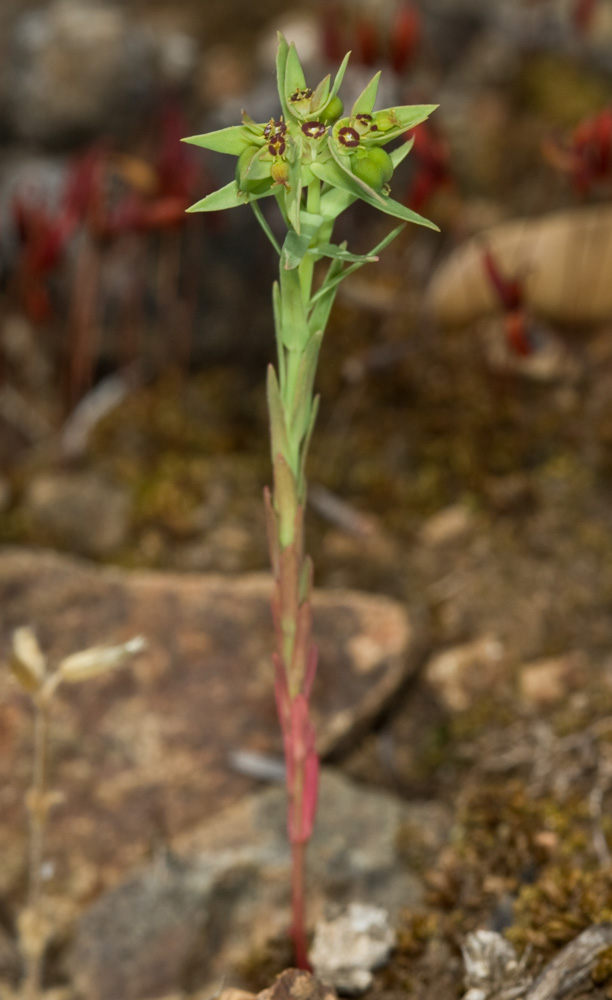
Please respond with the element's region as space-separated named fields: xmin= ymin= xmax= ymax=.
xmin=184 ymin=34 xmax=438 ymax=968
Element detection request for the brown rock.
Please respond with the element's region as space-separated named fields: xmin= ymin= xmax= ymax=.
xmin=418 ymin=504 xmax=476 ymax=548
xmin=518 ymin=652 xmax=587 ymax=708
xmin=257 ymin=969 xmax=336 ymax=1000
xmin=67 ymin=768 xmax=427 ymax=1000
xmin=23 ymin=471 xmax=130 ymax=557
xmin=425 ymin=634 xmax=506 ymax=712
xmin=0 ymin=548 xmax=419 ymax=898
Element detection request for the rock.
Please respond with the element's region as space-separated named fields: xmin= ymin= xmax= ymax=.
xmin=424 ymin=635 xmax=506 ymax=712
xmin=0 ymin=549 xmax=420 ymax=899
xmin=256 ymin=969 xmax=336 ymax=1000
xmin=518 ymin=652 xmax=587 ymax=708
xmin=22 ymin=471 xmax=131 ymax=557
xmin=0 ymin=476 xmax=11 ymax=514
xmin=426 ymin=207 xmax=612 ymax=328
xmin=257 ymin=969 xmax=336 ymax=1000
xmin=477 ymin=317 xmax=582 ymax=383
xmin=418 ymin=504 xmax=476 ymax=548
xmin=309 ymin=903 xmax=396 ymax=996
xmin=461 ymin=930 xmax=528 ymax=1000
xmin=0 ymin=922 xmax=21 ymax=986
xmin=483 ymin=473 xmax=535 ymax=514
xmin=68 ymin=769 xmax=428 ymax=999
xmin=2 ymin=0 xmax=162 ymax=143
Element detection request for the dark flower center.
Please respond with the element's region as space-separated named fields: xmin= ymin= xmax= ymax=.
xmin=301 ymin=121 xmax=326 ymax=139
xmin=338 ymin=126 xmax=360 ymax=148
xmin=290 ymin=88 xmax=313 ymax=103
xmin=356 ymin=112 xmax=378 ymax=132
xmin=268 ymin=138 xmax=286 ymax=156
xmin=264 ymin=119 xmax=287 ymax=140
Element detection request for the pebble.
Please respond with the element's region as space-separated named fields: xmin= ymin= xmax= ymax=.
xmin=23 ymin=470 xmax=130 ymax=557
xmin=1 ymin=0 xmax=166 ymax=143
xmin=310 ymin=902 xmax=396 ymax=996
xmin=425 ymin=634 xmax=506 ymax=712
xmin=518 ymin=652 xmax=587 ymax=708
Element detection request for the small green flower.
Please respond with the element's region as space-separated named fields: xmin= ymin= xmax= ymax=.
xmin=183 ymin=32 xmax=439 ymax=235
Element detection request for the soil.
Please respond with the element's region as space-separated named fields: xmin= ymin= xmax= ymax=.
xmin=3 ymin=1 xmax=612 ymax=998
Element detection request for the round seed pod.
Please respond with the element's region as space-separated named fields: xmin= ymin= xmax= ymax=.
xmin=321 ymin=96 xmax=344 ymax=124
xmin=351 ymin=146 xmax=394 ymax=190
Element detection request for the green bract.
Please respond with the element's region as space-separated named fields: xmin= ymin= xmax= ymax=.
xmin=183 ymin=32 xmax=439 ymax=236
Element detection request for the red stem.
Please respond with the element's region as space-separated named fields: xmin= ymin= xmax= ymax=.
xmin=291 ymin=841 xmax=310 ymax=970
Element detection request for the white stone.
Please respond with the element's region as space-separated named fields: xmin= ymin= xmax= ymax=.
xmin=310 ymin=902 xmax=396 ymax=996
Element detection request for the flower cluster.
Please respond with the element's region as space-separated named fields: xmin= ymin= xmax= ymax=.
xmin=183 ymin=33 xmax=438 ymax=235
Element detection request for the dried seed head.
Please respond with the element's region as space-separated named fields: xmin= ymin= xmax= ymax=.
xmin=10 ymin=626 xmax=46 ymax=693
xmin=58 ymin=636 xmax=145 ymax=684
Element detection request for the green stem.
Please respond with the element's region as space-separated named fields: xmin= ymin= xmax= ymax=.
xmin=298 ymin=180 xmax=321 ymax=304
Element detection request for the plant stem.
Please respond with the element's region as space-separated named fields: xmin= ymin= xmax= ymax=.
xmin=23 ymin=691 xmax=51 ymax=1000
xmin=268 ymin=181 xmax=326 ymax=968
xmin=291 ymin=842 xmax=309 ymax=970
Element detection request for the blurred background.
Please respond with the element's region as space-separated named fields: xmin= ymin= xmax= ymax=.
xmin=1 ymin=0 xmax=612 ymax=646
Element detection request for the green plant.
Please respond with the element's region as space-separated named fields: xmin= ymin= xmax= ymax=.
xmin=10 ymin=627 xmax=145 ymax=1000
xmin=183 ymin=33 xmax=438 ymax=968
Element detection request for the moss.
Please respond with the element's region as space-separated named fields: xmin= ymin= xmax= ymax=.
xmin=509 ymin=865 xmax=612 ymax=956
xmin=517 ymin=53 xmax=610 ymax=128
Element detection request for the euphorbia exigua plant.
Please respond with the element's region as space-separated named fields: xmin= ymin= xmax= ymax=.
xmin=183 ymin=33 xmax=438 ymax=968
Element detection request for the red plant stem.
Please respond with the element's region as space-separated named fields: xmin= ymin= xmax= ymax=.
xmin=291 ymin=842 xmax=310 ymax=970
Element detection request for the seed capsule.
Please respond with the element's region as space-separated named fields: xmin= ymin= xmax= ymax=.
xmin=351 ymin=146 xmax=394 ymax=191
xmin=320 ymin=96 xmax=344 ymax=124
xmin=271 ymin=160 xmax=290 ymax=186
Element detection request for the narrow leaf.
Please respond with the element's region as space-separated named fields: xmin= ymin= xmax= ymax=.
xmin=308 ymin=256 xmax=344 ymax=330
xmin=272 ymin=281 xmax=285 ymax=383
xmin=308 ymin=243 xmax=379 ymax=263
xmin=282 ymin=230 xmax=312 ymax=269
xmin=267 ymin=365 xmax=291 ymax=461
xmin=284 ymin=42 xmax=307 ymax=101
xmin=283 ymin=146 xmax=304 ymax=233
xmin=251 ymin=201 xmax=281 ymax=255
xmin=310 ymin=74 xmax=330 ymax=112
xmin=299 ymin=211 xmax=326 ymax=241
xmin=279 ymin=266 xmax=310 ymax=351
xmin=367 ymin=104 xmax=438 ymax=146
xmin=309 ymin=226 xmax=405 ymax=307
xmin=276 ymin=33 xmax=291 ymax=119
xmin=313 ymin=154 xmax=439 ymax=230
xmin=182 ymin=126 xmax=250 ymax=155
xmin=389 ymin=135 xmax=415 ymax=169
xmin=186 ymin=180 xmax=273 ymax=213
xmin=273 ymin=453 xmax=298 ymax=548
xmin=320 ymin=184 xmax=358 ymax=221
xmin=351 ymin=71 xmax=381 ymax=115
xmin=328 ymin=50 xmax=351 ymax=102
xmin=290 ymin=330 xmax=323 ymax=442
xmin=298 ymin=394 xmax=320 ymax=498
